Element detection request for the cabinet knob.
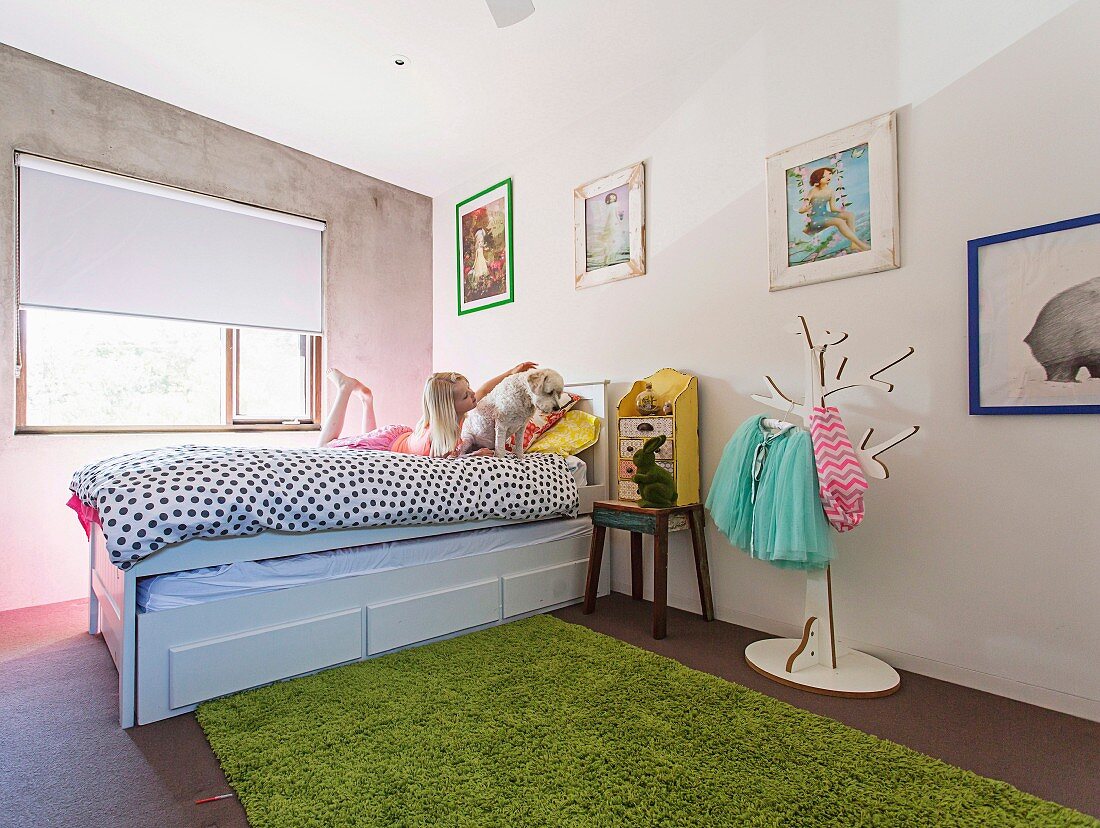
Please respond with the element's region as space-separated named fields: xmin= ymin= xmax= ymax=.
xmin=637 ymin=422 xmax=654 ymax=432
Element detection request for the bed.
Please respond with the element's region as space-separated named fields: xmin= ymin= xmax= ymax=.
xmin=82 ymin=381 xmax=611 ymax=727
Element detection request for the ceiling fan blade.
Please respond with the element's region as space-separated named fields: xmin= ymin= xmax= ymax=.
xmin=485 ymin=0 xmax=535 ymax=28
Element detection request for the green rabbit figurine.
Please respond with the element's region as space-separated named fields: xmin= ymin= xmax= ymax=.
xmin=632 ymin=435 xmax=677 ymax=508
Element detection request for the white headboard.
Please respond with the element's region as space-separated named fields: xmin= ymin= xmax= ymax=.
xmin=564 ymin=380 xmax=610 ymax=514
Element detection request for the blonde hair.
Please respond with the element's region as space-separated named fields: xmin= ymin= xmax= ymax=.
xmin=415 ymin=372 xmax=468 ymax=457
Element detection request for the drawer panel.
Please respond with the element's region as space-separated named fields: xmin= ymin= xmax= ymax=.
xmin=169 ymin=608 xmax=363 ymax=709
xmin=618 ymin=479 xmax=640 ymax=500
xmin=503 ymin=559 xmax=588 ymax=618
xmin=620 ymin=437 xmax=674 ymax=460
xmin=367 ymin=579 xmax=499 ymax=655
xmin=618 ymin=458 xmax=674 ymax=479
xmin=619 ymin=416 xmax=674 ymax=438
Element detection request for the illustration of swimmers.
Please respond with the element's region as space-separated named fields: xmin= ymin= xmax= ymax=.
xmin=797 ymin=167 xmax=869 ymax=252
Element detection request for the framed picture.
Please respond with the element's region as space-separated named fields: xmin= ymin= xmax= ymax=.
xmin=456 ymin=178 xmax=514 ymax=315
xmin=968 ymin=212 xmax=1100 ymax=415
xmin=574 ymin=162 xmax=645 ymax=290
xmin=766 ymin=112 xmax=899 ymax=291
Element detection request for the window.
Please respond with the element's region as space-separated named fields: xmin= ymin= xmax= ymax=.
xmin=233 ymin=327 xmax=316 ymax=424
xmin=14 ymin=153 xmax=325 ymax=433
xmin=17 ymin=309 xmax=321 ymax=432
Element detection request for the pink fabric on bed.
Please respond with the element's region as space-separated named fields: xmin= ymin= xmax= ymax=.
xmin=326 ymin=423 xmax=413 ymax=451
xmin=67 ymin=493 xmax=101 ymax=539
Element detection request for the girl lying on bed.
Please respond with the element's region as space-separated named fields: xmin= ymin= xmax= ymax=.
xmin=319 ymin=363 xmax=537 ymax=458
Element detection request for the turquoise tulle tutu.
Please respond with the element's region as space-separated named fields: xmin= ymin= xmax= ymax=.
xmin=706 ymin=416 xmax=835 ymax=570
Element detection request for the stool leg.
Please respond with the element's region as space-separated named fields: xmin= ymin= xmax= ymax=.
xmin=630 ymin=532 xmax=643 ymax=600
xmin=582 ymin=524 xmax=607 ymax=614
xmin=689 ymin=506 xmax=715 ymax=621
xmin=653 ymin=517 xmax=668 ymax=639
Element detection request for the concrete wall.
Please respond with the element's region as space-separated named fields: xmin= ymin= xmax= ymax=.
xmin=432 ymin=1 xmax=1099 ymax=719
xmin=0 ymin=44 xmax=433 ymax=610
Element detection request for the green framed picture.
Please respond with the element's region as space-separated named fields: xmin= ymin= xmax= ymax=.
xmin=456 ymin=178 xmax=514 ymax=315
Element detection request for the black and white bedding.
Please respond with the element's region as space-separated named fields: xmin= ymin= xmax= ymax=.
xmin=71 ymin=445 xmax=580 ymax=570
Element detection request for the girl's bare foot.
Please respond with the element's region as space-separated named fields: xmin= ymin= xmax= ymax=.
xmin=327 ymin=367 xmax=354 ymax=390
xmin=327 ymin=368 xmax=372 ymax=399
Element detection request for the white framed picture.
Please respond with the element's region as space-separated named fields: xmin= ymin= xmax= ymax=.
xmin=766 ymin=112 xmax=899 ymax=291
xmin=574 ymin=162 xmax=645 ymax=290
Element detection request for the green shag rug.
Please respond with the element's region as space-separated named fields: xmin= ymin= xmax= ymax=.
xmin=197 ymin=615 xmax=1096 ymax=828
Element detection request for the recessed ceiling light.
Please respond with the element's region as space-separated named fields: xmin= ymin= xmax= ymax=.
xmin=391 ymin=54 xmax=409 ymax=67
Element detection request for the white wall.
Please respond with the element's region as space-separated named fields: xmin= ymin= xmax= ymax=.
xmin=433 ymin=1 xmax=1099 ymax=719
xmin=0 ymin=45 xmax=433 ymax=611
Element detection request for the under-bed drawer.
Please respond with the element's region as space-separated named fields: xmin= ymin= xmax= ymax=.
xmin=502 ymin=558 xmax=589 ymax=619
xmin=168 ymin=607 xmax=363 ymax=709
xmin=367 ymin=579 xmax=500 ymax=655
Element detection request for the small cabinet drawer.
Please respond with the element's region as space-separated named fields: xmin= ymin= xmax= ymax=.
xmin=620 ymin=437 xmax=674 ymax=460
xmin=619 ymin=458 xmax=673 ymax=479
xmin=618 ymin=479 xmax=639 ymax=500
xmin=619 ymin=416 xmax=673 ymax=438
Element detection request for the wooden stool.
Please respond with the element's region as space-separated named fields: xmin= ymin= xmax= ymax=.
xmin=582 ymin=500 xmax=714 ymax=639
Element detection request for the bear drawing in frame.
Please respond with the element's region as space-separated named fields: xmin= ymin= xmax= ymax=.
xmin=632 ymin=435 xmax=678 ymax=509
xmin=1024 ymin=276 xmax=1100 ymax=382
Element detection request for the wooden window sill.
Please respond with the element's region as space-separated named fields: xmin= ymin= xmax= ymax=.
xmin=16 ymin=424 xmax=321 ymax=435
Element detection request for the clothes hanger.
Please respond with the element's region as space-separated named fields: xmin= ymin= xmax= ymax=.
xmin=760 ymin=418 xmax=795 ymax=433
xmin=761 ymin=400 xmax=798 ymax=433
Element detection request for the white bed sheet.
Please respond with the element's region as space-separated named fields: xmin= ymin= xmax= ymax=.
xmin=138 ymin=515 xmax=593 ymax=612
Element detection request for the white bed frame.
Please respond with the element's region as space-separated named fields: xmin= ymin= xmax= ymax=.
xmin=88 ymin=381 xmax=611 ymax=727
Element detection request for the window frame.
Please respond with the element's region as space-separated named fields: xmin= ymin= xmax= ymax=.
xmin=14 ymin=311 xmax=323 ymax=434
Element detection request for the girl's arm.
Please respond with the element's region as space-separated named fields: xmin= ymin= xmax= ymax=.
xmin=474 ymin=361 xmax=538 ymax=402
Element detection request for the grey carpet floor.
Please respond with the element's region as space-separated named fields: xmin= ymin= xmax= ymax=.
xmin=1 ymin=594 xmax=1096 ymax=827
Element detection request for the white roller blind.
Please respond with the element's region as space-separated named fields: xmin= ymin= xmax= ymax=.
xmin=16 ymin=154 xmax=324 ymax=333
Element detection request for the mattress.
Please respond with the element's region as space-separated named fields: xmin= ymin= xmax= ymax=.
xmin=137 ymin=516 xmax=593 ymax=612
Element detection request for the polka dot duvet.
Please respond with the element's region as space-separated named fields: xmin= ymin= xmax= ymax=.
xmin=70 ymin=445 xmax=580 ymax=571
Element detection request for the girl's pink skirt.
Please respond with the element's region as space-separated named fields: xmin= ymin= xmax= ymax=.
xmin=326 ymin=423 xmax=412 ymax=451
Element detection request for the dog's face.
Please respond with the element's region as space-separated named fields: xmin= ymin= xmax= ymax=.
xmin=525 ymin=368 xmax=566 ymax=414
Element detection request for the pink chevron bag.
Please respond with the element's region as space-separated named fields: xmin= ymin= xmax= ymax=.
xmin=809 ymin=406 xmax=868 ymax=532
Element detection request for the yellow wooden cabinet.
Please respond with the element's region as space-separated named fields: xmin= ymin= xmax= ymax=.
xmin=616 ymin=368 xmax=699 ymax=505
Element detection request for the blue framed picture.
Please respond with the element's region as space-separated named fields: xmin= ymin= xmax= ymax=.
xmin=968 ymin=212 xmax=1100 ymax=415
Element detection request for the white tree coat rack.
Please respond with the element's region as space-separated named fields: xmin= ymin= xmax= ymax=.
xmin=745 ymin=315 xmax=919 ymax=697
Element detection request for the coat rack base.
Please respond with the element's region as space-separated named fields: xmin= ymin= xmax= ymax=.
xmin=745 ymin=638 xmax=901 ymax=698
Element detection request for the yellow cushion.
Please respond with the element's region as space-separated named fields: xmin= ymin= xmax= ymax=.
xmin=528 ymin=411 xmax=602 ymax=457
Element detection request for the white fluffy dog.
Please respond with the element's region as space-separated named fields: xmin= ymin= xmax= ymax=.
xmin=460 ymin=368 xmax=566 ymax=458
